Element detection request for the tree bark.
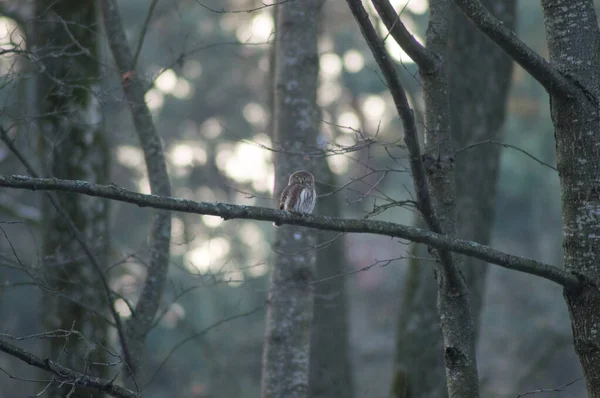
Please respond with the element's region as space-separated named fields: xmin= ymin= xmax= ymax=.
xmin=261 ymin=1 xmax=324 ymax=397
xmin=392 ymin=2 xmax=516 ymax=396
xmin=99 ymin=0 xmax=172 ymax=378
xmin=453 ymin=0 xmax=600 ymax=394
xmin=539 ymin=0 xmax=600 ymax=395
xmin=34 ymin=1 xmax=110 ymax=397
xmin=419 ymin=1 xmax=480 ymax=396
xmin=346 ymin=0 xmax=479 ymax=395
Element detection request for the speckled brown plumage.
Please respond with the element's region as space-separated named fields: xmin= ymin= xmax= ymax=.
xmin=274 ymin=170 xmax=316 ymax=227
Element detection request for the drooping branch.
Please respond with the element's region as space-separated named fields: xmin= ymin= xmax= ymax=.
xmin=452 ymin=0 xmax=577 ymax=98
xmin=0 ymin=175 xmax=581 ymax=289
xmin=371 ymin=0 xmax=439 ymax=72
xmin=0 ymin=339 xmax=137 ymax=398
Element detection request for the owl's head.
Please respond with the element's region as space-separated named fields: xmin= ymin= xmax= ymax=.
xmin=289 ymin=170 xmax=315 ymax=186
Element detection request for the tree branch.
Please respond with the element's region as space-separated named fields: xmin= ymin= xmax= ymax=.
xmin=452 ymin=0 xmax=577 ymax=97
xmin=0 ymin=175 xmax=581 ymax=289
xmin=0 ymin=339 xmax=137 ymax=398
xmin=0 ymin=127 xmax=135 ymax=383
xmin=371 ymin=0 xmax=439 ymax=72
xmin=132 ymin=0 xmax=159 ymax=69
xmin=99 ymin=0 xmax=172 ymax=375
xmin=345 ymin=0 xmax=441 ymax=235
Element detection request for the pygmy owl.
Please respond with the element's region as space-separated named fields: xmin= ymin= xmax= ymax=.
xmin=273 ymin=170 xmax=316 ymax=227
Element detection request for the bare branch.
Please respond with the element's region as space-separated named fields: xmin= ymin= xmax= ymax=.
xmin=516 ymin=378 xmax=582 ymax=397
xmin=0 ymin=339 xmax=137 ymax=398
xmin=452 ymin=0 xmax=577 ymax=97
xmin=345 ymin=0 xmax=442 ymax=234
xmin=195 ymin=0 xmax=291 ymax=14
xmin=457 ymin=140 xmax=557 ymax=171
xmin=371 ymin=0 xmax=439 ymax=72
xmin=132 ymin=0 xmax=159 ymax=69
xmin=0 ymin=193 xmax=41 ymax=222
xmin=0 ymin=129 xmax=135 ymax=377
xmin=99 ymin=0 xmax=172 ymax=374
xmin=144 ymin=305 xmax=264 ymax=390
xmin=0 ymin=175 xmax=581 ymax=289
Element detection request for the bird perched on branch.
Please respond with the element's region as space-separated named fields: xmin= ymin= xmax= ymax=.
xmin=273 ymin=170 xmax=316 ymax=227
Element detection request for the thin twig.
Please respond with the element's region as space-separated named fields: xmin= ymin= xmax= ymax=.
xmin=371 ymin=0 xmax=439 ymax=72
xmin=132 ymin=0 xmax=159 ymax=69
xmin=0 ymin=128 xmax=136 ymax=387
xmin=143 ymin=305 xmax=264 ymax=390
xmin=0 ymin=339 xmax=138 ymax=398
xmin=516 ymin=378 xmax=581 ymax=397
xmin=195 ymin=0 xmax=291 ymax=14
xmin=457 ymin=140 xmax=557 ymax=171
xmin=344 ymin=0 xmax=442 ymax=234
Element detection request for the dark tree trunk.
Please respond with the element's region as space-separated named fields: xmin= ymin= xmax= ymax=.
xmin=392 ymin=1 xmax=516 ymax=397
xmin=34 ymin=1 xmax=110 ymax=397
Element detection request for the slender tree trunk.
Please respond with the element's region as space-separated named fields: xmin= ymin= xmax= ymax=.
xmin=309 ymin=159 xmax=354 ymax=398
xmin=261 ymin=1 xmax=324 ymax=397
xmin=419 ymin=1 xmax=479 ymax=396
xmin=34 ymin=1 xmax=110 ymax=397
xmin=450 ymin=0 xmax=516 ymax=334
xmin=99 ymin=0 xmax=172 ymax=380
xmin=392 ymin=2 xmax=516 ymax=396
xmin=539 ymin=0 xmax=600 ymax=394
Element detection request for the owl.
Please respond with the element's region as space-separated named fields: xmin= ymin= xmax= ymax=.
xmin=273 ymin=170 xmax=316 ymax=227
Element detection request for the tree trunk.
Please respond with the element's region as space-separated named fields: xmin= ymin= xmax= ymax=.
xmin=34 ymin=1 xmax=110 ymax=397
xmin=540 ymin=0 xmax=600 ymax=395
xmin=99 ymin=0 xmax=173 ymax=379
xmin=260 ymin=1 xmax=324 ymax=397
xmin=309 ymin=159 xmax=354 ymax=398
xmin=420 ymin=2 xmax=480 ymax=396
xmin=391 ymin=2 xmax=515 ymax=396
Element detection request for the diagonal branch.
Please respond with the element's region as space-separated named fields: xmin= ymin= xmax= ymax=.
xmin=0 ymin=175 xmax=581 ymax=290
xmin=132 ymin=0 xmax=159 ymax=68
xmin=345 ymin=0 xmax=442 ymax=235
xmin=0 ymin=128 xmax=135 ymax=378
xmin=0 ymin=339 xmax=137 ymax=398
xmin=371 ymin=0 xmax=439 ymax=72
xmin=452 ymin=0 xmax=576 ymax=97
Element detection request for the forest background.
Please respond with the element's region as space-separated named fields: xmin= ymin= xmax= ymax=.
xmin=0 ymin=0 xmax=587 ymax=397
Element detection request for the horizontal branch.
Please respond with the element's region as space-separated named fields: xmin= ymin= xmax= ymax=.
xmin=0 ymin=339 xmax=137 ymax=398
xmin=0 ymin=174 xmax=581 ymax=289
xmin=453 ymin=0 xmax=577 ymax=98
